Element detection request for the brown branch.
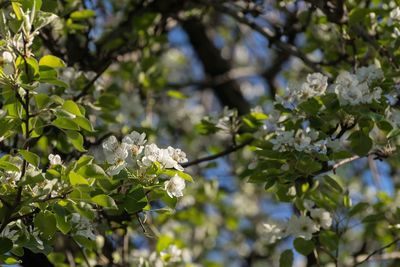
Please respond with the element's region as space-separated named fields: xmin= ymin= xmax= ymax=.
xmin=136 ymin=213 xmax=147 ymax=233
xmin=73 ymin=60 xmax=112 ymax=101
xmin=207 ymin=1 xmax=323 ymax=73
xmin=354 ymin=238 xmax=400 ymax=266
xmin=182 ymin=138 xmax=253 ymax=167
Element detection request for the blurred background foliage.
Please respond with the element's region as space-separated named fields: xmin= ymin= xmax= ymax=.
xmin=2 ymin=0 xmax=400 ymax=266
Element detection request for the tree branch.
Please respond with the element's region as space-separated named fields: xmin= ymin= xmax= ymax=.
xmin=182 ymin=138 xmax=253 ymax=167
xmin=355 ymin=238 xmax=400 ymax=266
xmin=207 ymin=1 xmax=323 ymax=73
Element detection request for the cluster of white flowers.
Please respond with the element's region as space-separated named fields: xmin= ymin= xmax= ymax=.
xmin=277 ymin=66 xmax=384 ymax=108
xmin=270 ymin=127 xmax=327 ymax=153
xmin=261 ymin=200 xmax=332 ymax=243
xmin=334 ymin=65 xmax=383 ymax=105
xmin=277 ymin=72 xmax=328 ymax=105
xmin=102 ymin=131 xmax=188 ymax=198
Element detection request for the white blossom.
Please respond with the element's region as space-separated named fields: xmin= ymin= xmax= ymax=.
xmin=102 ymin=136 xmax=129 ymax=175
xmin=48 ymin=153 xmax=62 ymax=165
xmin=279 ymin=73 xmax=328 ymax=106
xmin=355 ymin=65 xmax=384 ymax=83
xmin=261 ymin=222 xmax=286 ymax=244
xmin=270 ymin=128 xmax=326 ymax=154
xmin=2 ymin=51 xmax=14 ymax=63
xmin=300 ymin=72 xmax=328 ymax=97
xmin=141 ymin=143 xmax=161 ymax=167
xmin=389 ymin=7 xmax=400 ymax=25
xmin=310 ymin=208 xmax=333 ymax=230
xmin=334 ymin=68 xmax=383 ymax=106
xmin=286 ymin=215 xmax=319 ymax=240
xmin=270 ymin=130 xmax=295 ymax=152
xmin=122 ymin=131 xmax=147 ymax=156
xmin=158 ymin=148 xmax=179 ymax=169
xmin=164 ymin=175 xmax=186 ymax=198
xmin=167 ymin=146 xmax=187 ymax=170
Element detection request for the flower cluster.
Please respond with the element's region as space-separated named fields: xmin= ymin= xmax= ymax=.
xmin=102 ymin=131 xmax=188 ymax=198
xmin=334 ymin=65 xmax=383 ymax=105
xmin=277 ymin=72 xmax=328 ymax=105
xmin=270 ymin=127 xmax=327 ymax=153
xmin=261 ymin=200 xmax=332 ymax=243
xmin=278 ymin=65 xmax=384 ymax=108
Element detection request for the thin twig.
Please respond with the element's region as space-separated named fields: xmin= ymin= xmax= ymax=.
xmin=332 ymin=155 xmax=360 ymax=174
xmin=206 ymin=1 xmax=323 ymax=73
xmin=355 ymin=238 xmax=400 ymax=266
xmin=73 ymin=61 xmax=111 ymax=101
xmin=182 ymin=138 xmax=253 ymax=167
xmin=136 ymin=213 xmax=146 ymax=233
xmin=72 ymin=238 xmax=92 ymax=267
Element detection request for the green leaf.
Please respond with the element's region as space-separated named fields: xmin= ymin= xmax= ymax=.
xmin=160 ymin=169 xmax=194 ymax=182
xmin=69 ymin=171 xmax=89 ymax=185
xmin=78 ymin=164 xmax=108 ymax=179
xmin=0 ymin=159 xmax=20 ymax=172
xmin=322 ymin=175 xmax=343 ymax=193
xmin=0 ymin=237 xmax=13 ymax=254
xmin=34 ymin=211 xmax=57 ymax=239
xmin=279 ymin=249 xmax=293 ymax=267
xmin=156 ymin=235 xmax=174 ymax=252
xmin=122 ymin=186 xmax=147 ymax=213
xmin=362 ymin=213 xmax=386 ymax=223
xmin=70 ymin=9 xmax=96 ymax=20
xmin=319 ymin=231 xmax=339 ymax=251
xmin=66 ymin=130 xmax=86 ymax=152
xmin=19 ymin=150 xmax=40 ymax=167
xmin=73 ymin=117 xmax=95 ymax=132
xmin=62 ymin=100 xmax=83 ymax=117
xmin=298 ymin=98 xmax=322 ymax=114
xmin=343 ymin=193 xmax=352 ymax=208
xmin=91 ymin=194 xmax=117 ymax=209
xmin=387 ymin=128 xmax=400 ymax=139
xmin=12 ymin=3 xmax=23 ymax=20
xmin=293 ymin=238 xmax=315 ymax=256
xmin=250 ymin=112 xmax=269 ymax=120
xmin=167 ymin=90 xmax=187 ymax=99
xmin=349 ymin=8 xmax=369 ymax=26
xmin=39 ymin=55 xmax=66 ymax=68
xmin=34 ymin=93 xmax=51 ymax=109
xmin=52 ymin=117 xmax=80 ymax=131
xmin=349 ymin=202 xmax=369 ymax=217
xmin=349 ymin=131 xmax=372 ymax=156
xmin=16 ymin=57 xmax=40 ymax=83
xmin=296 ymin=156 xmax=322 ymax=174
xmin=55 ymin=214 xmax=72 ymax=235
xmin=34 ymin=11 xmax=58 ymax=31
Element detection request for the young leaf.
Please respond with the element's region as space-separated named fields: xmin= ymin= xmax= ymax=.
xmin=91 ymin=194 xmax=117 ymax=209
xmin=69 ymin=171 xmax=89 ymax=185
xmin=39 ymin=55 xmax=66 ymax=68
xmin=279 ymin=249 xmax=293 ymax=267
xmin=52 ymin=117 xmax=80 ymax=131
xmin=19 ymin=149 xmax=40 ymax=167
xmin=293 ymin=238 xmax=315 ymax=256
